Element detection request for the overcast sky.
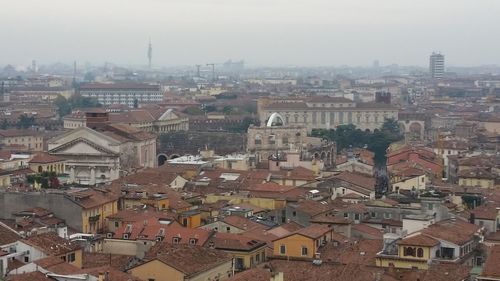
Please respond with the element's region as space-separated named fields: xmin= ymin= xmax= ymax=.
xmin=1 ymin=0 xmax=500 ymax=67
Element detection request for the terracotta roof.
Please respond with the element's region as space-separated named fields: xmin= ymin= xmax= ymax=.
xmin=289 ymin=200 xmax=337 ymax=217
xmin=82 ymin=252 xmax=134 ymax=270
xmin=480 ymin=245 xmax=500 ymax=279
xmin=227 ymin=268 xmax=273 ymax=281
xmin=0 ymin=224 xmax=20 ymax=246
xmin=399 ymin=234 xmax=439 ymax=247
xmin=0 ymin=129 xmax=42 ymax=137
xmin=114 ymin=220 xmax=212 ymax=246
xmin=319 ymin=238 xmax=382 ymax=266
xmin=68 ymin=188 xmax=119 ymax=210
xmin=458 ymin=168 xmax=496 ymax=180
xmin=470 ymin=204 xmax=499 ymax=220
xmin=267 ymin=260 xmax=398 ymax=281
xmin=422 ymin=219 xmax=480 ymax=245
xmin=275 ymin=224 xmax=333 ymax=241
xmin=209 ymin=232 xmax=267 ymax=251
xmin=29 ymin=152 xmax=65 ymax=164
xmin=223 ymin=216 xmax=269 ymax=232
xmin=6 ymin=272 xmax=52 ymax=281
xmin=351 ymin=223 xmax=383 ymax=239
xmin=142 ymin=243 xmax=232 ymax=276
xmin=22 ymin=232 xmax=82 ymax=256
xmin=331 ymin=171 xmax=376 ymax=191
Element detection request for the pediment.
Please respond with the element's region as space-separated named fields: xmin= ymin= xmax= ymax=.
xmin=49 ymin=138 xmax=118 ymax=156
xmin=158 ymin=109 xmax=179 ymax=121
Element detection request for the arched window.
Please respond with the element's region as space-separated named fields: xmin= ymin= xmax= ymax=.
xmin=254 ymin=134 xmax=262 ymax=146
xmin=417 ymin=248 xmax=424 ymax=257
xmin=38 ymin=166 xmax=43 ymax=173
xmin=404 ymin=247 xmax=416 ymax=257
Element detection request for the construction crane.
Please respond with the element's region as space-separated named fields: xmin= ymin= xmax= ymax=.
xmin=206 ymin=63 xmax=216 ymax=82
xmin=195 ymin=64 xmax=202 ymax=77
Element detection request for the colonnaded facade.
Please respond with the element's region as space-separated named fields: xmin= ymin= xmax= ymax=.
xmin=258 ymin=96 xmax=399 ymax=132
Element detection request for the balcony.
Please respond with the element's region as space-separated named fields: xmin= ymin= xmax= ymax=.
xmin=88 ymin=214 xmax=101 ymax=223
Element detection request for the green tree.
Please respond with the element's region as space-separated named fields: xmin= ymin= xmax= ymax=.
xmin=381 ymin=118 xmax=402 ymax=137
xmin=311 ymin=119 xmax=403 ymax=166
xmin=0 ymin=119 xmax=9 ymax=129
xmin=17 ymin=114 xmax=35 ymax=129
xmin=54 ymin=95 xmax=72 ymax=117
xmin=183 ymin=106 xmax=204 ymax=115
xmin=222 ymin=106 xmax=233 ymax=115
xmin=204 ymin=105 xmax=217 ymax=113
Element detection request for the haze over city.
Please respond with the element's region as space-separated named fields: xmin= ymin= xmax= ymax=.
xmin=1 ymin=0 xmax=500 ymax=67
xmin=0 ymin=1 xmax=500 ymax=281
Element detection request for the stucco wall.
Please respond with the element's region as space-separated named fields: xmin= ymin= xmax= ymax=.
xmin=0 ymin=192 xmax=83 ymax=231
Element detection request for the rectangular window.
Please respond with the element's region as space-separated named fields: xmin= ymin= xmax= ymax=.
xmin=339 ymin=112 xmax=344 ymax=124
xmin=312 ymin=112 xmax=317 ymax=124
xmin=330 ymin=112 xmax=335 ymax=124
xmin=280 ymin=244 xmax=286 ymax=255
xmin=301 ymin=246 xmax=308 ymax=256
xmin=68 ymin=253 xmax=76 ymax=262
xmin=321 ymin=112 xmax=326 ymax=124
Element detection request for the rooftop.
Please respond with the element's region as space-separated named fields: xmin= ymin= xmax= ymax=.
xmin=142 ymin=243 xmax=231 ymax=277
xmin=22 ymin=232 xmax=81 ymax=256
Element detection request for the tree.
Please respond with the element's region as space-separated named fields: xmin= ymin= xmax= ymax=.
xmin=311 ymin=119 xmax=403 ymax=167
xmin=222 ymin=106 xmax=233 ymax=115
xmin=17 ymin=114 xmax=35 ymax=129
xmin=133 ymin=98 xmax=139 ymax=109
xmin=0 ymin=119 xmax=9 ymax=129
xmin=84 ymin=72 xmax=95 ymax=82
xmin=54 ymin=95 xmax=72 ymax=117
xmin=183 ymin=106 xmax=205 ymax=115
xmin=381 ymin=118 xmax=402 ymax=138
xmin=204 ymin=105 xmax=217 ymax=113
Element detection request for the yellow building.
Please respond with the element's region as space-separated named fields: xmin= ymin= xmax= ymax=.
xmin=207 ymin=232 xmax=267 ymax=271
xmin=178 ymin=210 xmax=201 ymax=228
xmin=128 ymin=243 xmax=233 ymax=281
xmin=376 ymin=234 xmax=439 ymax=270
xmin=0 ymin=171 xmax=11 ymax=187
xmin=205 ymin=193 xmax=286 ymax=210
xmin=0 ymin=129 xmax=44 ymax=151
xmin=71 ymin=189 xmax=119 ymax=234
xmin=272 ymin=224 xmax=335 ymax=259
xmin=28 ymin=153 xmax=66 ymax=174
xmin=458 ymin=168 xmax=496 ymax=189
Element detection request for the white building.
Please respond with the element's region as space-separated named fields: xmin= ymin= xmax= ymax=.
xmin=48 ymin=125 xmax=156 ymax=185
xmin=79 ymin=83 xmax=163 ymax=107
xmin=429 ymin=52 xmax=445 ymax=79
xmin=258 ymin=96 xmax=398 ymax=132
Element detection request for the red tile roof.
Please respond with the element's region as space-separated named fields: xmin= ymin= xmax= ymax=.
xmin=399 ymin=234 xmax=439 ymax=247
xmin=29 ymin=152 xmax=65 ymax=164
xmin=422 ymin=219 xmax=480 ymax=245
xmin=480 ymin=245 xmax=500 ymax=279
xmin=209 ymin=232 xmax=267 ymax=251
xmin=22 ymin=232 xmax=81 ymax=256
xmin=141 ymin=243 xmax=231 ymax=276
xmin=331 ymin=171 xmax=376 ymax=191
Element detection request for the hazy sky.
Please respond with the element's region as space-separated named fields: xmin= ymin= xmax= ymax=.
xmin=1 ymin=0 xmax=500 ymax=67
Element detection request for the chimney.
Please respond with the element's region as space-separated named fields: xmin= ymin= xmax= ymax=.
xmin=469 ymin=213 xmax=475 ymax=224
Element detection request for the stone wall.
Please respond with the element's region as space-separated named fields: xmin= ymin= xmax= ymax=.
xmin=159 ymin=131 xmax=246 ymax=156
xmin=0 ymin=192 xmax=83 ymax=231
